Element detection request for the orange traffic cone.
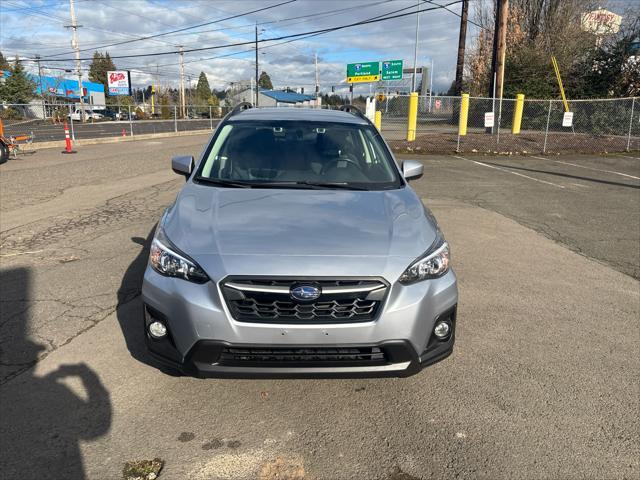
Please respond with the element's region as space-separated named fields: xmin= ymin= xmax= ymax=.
xmin=61 ymin=121 xmax=76 ymax=154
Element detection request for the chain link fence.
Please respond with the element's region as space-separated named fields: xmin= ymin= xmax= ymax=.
xmin=0 ymin=102 xmax=230 ymax=143
xmin=381 ymin=95 xmax=638 ymax=154
xmin=1 ymin=96 xmax=638 ymax=154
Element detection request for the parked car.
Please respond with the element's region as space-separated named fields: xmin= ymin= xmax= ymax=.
xmin=142 ymin=104 xmax=458 ymax=377
xmin=103 ymin=110 xmax=122 ymax=120
xmin=68 ymin=110 xmax=103 ymax=121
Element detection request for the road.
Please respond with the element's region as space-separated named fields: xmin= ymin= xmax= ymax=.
xmin=3 ymin=118 xmax=219 ymax=142
xmin=1 ymin=137 xmax=638 ymax=479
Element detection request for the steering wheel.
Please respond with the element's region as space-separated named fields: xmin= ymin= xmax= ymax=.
xmin=321 ymin=155 xmax=361 ymax=175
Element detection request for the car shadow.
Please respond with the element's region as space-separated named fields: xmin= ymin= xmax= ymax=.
xmin=115 ymin=226 xmax=182 ymax=376
xmin=0 ymin=267 xmax=112 ymax=479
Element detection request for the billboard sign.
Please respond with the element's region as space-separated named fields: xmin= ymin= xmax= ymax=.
xmin=107 ymin=70 xmax=131 ymax=96
xmin=347 ymin=62 xmax=380 ymax=83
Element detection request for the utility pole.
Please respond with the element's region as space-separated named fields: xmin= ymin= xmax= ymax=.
xmin=411 ymin=0 xmax=420 ymax=92
xmin=66 ymin=0 xmax=84 ymax=121
xmin=495 ymin=0 xmax=508 ymax=100
xmin=178 ymin=46 xmax=185 ymax=118
xmin=454 ymin=0 xmax=469 ymax=96
xmin=35 ymin=54 xmax=46 ymax=119
xmin=255 ymin=24 xmax=259 ymax=106
xmin=314 ymin=52 xmax=319 ymax=102
xmin=488 ymin=0 xmax=508 ymax=100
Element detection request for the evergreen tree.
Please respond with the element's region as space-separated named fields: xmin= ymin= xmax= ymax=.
xmin=0 ymin=51 xmax=10 ymax=71
xmin=195 ymin=71 xmax=211 ymax=106
xmin=258 ymin=71 xmax=273 ymax=90
xmin=0 ymin=57 xmax=35 ymax=104
xmin=88 ymin=51 xmax=117 ymax=101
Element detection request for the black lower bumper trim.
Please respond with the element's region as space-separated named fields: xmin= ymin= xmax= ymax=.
xmin=143 ymin=303 xmax=457 ymax=378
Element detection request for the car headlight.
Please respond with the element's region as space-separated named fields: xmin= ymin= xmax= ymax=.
xmin=399 ymin=234 xmax=450 ymax=284
xmin=149 ymin=227 xmax=209 ymax=283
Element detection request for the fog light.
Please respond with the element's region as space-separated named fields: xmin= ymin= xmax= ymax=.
xmin=434 ymin=321 xmax=451 ymax=339
xmin=148 ymin=321 xmax=167 ymax=339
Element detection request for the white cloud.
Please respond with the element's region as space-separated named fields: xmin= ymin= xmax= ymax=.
xmin=1 ymin=0 xmax=464 ymax=92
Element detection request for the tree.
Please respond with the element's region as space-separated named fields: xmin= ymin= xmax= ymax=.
xmin=466 ymin=0 xmax=603 ymax=98
xmin=0 ymin=51 xmax=10 ymax=71
xmin=570 ymin=16 xmax=640 ymax=98
xmin=88 ymin=51 xmax=117 ymax=102
xmin=258 ymin=71 xmax=273 ymax=90
xmin=0 ymin=56 xmax=35 ymax=104
xmin=195 ymin=71 xmax=211 ymax=106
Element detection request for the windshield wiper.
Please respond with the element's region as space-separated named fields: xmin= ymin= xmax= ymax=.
xmin=195 ymin=177 xmax=369 ymax=191
xmin=194 ymin=177 xmax=254 ymax=188
xmin=263 ymin=181 xmax=370 ymax=191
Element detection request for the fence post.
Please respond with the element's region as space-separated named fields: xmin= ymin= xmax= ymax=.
xmin=543 ymin=100 xmax=552 ymax=154
xmin=70 ymin=111 xmax=76 ymax=141
xmin=627 ymin=97 xmax=636 ymax=152
xmin=174 ymin=106 xmax=178 ymax=133
xmin=209 ymin=106 xmax=213 ymax=130
xmin=128 ymin=105 xmax=133 ymax=137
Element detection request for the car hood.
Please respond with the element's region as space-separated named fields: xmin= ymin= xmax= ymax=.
xmin=163 ymin=183 xmax=438 ymax=278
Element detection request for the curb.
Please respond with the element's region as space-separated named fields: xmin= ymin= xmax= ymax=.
xmin=32 ymin=129 xmax=214 ymax=151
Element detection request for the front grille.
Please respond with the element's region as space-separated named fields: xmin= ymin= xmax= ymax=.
xmin=221 ymin=277 xmax=388 ymax=324
xmin=218 ymin=346 xmax=387 ymax=367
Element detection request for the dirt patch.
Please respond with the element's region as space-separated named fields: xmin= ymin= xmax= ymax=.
xmin=122 ymin=458 xmax=164 ymax=480
xmin=259 ymin=455 xmax=306 ymax=480
xmin=387 ymin=130 xmax=638 ymax=155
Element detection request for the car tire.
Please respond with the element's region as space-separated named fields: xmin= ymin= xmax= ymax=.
xmin=0 ymin=142 xmax=9 ymax=165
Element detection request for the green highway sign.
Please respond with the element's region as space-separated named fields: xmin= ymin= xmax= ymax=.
xmin=347 ymin=62 xmax=380 ymax=83
xmin=381 ymin=59 xmax=403 ymax=81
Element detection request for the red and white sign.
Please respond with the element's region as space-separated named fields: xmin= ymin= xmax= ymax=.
xmin=484 ymin=112 xmax=495 ymax=128
xmin=107 ymin=70 xmax=130 ymax=95
xmin=581 ymin=9 xmax=621 ymax=35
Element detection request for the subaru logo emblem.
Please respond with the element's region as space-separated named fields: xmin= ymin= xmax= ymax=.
xmin=290 ymin=285 xmax=321 ymax=301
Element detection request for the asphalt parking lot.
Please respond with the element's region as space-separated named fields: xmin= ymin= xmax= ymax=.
xmin=0 ymin=136 xmax=638 ymax=479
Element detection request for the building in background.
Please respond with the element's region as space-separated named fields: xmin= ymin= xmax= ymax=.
xmin=0 ymin=71 xmax=105 ymax=119
xmin=228 ymin=88 xmax=318 ymax=107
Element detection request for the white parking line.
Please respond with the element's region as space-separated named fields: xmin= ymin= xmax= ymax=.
xmin=453 ymin=156 xmax=566 ymax=189
xmin=612 ymin=153 xmax=640 ymax=160
xmin=531 ymin=155 xmax=640 ymax=180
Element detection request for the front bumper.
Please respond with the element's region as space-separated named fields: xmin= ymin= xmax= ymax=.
xmin=141 ymin=267 xmax=458 ymax=378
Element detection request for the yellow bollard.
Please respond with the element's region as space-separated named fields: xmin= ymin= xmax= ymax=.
xmin=406 ymin=92 xmax=418 ymax=141
xmin=374 ymin=110 xmax=382 ymax=131
xmin=458 ymin=93 xmax=469 ymax=136
xmin=512 ymin=93 xmax=525 ymax=134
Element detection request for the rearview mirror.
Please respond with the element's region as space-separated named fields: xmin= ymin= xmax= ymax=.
xmin=402 ymin=160 xmax=423 ymax=181
xmin=172 ymin=155 xmax=195 ymax=178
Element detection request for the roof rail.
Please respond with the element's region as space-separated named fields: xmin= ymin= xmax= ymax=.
xmin=338 ymin=104 xmax=368 ymax=121
xmin=230 ymin=102 xmax=254 ymax=116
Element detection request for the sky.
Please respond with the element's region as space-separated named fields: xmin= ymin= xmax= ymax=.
xmin=0 ymin=0 xmax=633 ymax=96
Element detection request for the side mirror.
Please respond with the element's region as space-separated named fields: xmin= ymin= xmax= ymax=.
xmin=402 ymin=160 xmax=423 ymax=181
xmin=171 ymin=155 xmax=195 ymax=178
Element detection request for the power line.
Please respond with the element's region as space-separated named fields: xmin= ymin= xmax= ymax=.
xmin=149 ymin=0 xmax=450 ymax=70
xmin=40 ymin=0 xmax=297 ymax=58
xmin=30 ymin=0 xmax=462 ymax=62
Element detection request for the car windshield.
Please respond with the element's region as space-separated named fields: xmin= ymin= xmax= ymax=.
xmin=195 ymin=120 xmax=402 ymax=190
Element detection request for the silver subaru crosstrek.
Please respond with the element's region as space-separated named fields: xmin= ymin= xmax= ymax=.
xmin=141 ymin=105 xmax=458 ymax=377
